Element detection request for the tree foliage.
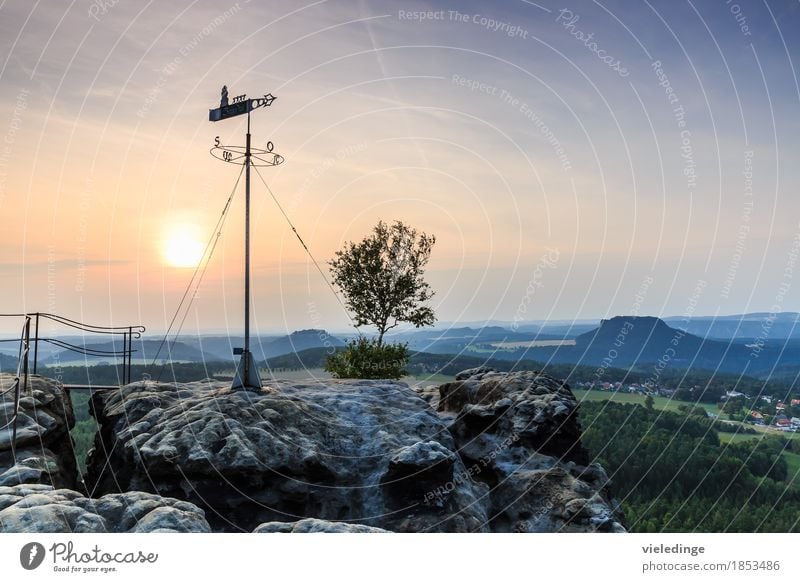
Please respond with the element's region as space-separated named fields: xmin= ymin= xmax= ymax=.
xmin=329 ymin=220 xmax=436 ymax=345
xmin=324 ymin=337 xmax=409 ymax=379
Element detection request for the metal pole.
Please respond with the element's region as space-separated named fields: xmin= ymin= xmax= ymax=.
xmin=245 ymin=112 xmax=251 ymax=374
xmin=122 ymin=332 xmax=126 ymax=384
xmin=122 ymin=331 xmax=131 ymax=385
xmin=33 ymin=312 xmax=39 ymax=374
xmin=22 ymin=317 xmax=30 ymax=388
xmin=127 ymin=327 xmax=133 ymax=384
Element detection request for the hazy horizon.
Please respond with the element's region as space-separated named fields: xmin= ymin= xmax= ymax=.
xmin=2 ymin=1 xmax=800 ymax=337
xmin=2 ymin=310 xmax=799 ymax=340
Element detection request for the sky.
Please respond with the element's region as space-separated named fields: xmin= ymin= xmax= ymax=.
xmin=1 ymin=0 xmax=799 ymax=336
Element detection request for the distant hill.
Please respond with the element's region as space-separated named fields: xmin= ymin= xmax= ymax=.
xmin=442 ymin=316 xmax=800 ymax=380
xmin=169 ymin=329 xmax=345 ymax=361
xmin=261 ymin=329 xmax=344 ymax=358
xmin=573 ymin=316 xmax=710 ymax=367
xmin=664 ymin=312 xmax=800 ymax=340
xmin=413 ymin=313 xmax=800 ymax=340
xmin=0 ymin=352 xmax=19 ymax=372
xmin=506 ymin=316 xmax=800 ymax=378
xmin=387 ymin=325 xmax=562 ymax=354
xmin=279 ymin=318 xmax=800 ymax=380
xmin=40 ymin=329 xmax=346 ymax=366
xmin=263 ymin=345 xmax=794 ymax=403
xmin=43 ymin=339 xmax=210 ymax=365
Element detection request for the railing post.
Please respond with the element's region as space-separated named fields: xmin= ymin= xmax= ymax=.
xmin=22 ymin=317 xmax=30 ymax=388
xmin=128 ymin=327 xmax=133 ymax=385
xmin=32 ymin=312 xmax=39 ymax=374
xmin=120 ymin=331 xmax=127 ymax=384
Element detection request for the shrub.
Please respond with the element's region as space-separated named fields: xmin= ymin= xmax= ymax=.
xmin=324 ymin=337 xmax=409 ymax=379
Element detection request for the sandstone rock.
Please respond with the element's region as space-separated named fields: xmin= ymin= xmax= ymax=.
xmin=79 ymin=371 xmax=624 ymax=533
xmin=0 ymin=484 xmax=210 ymax=532
xmin=411 ymin=383 xmax=441 ymax=409
xmin=439 ymin=368 xmax=626 ymax=532
xmin=86 ymin=379 xmax=488 ymax=532
xmin=254 ymin=518 xmax=389 ymax=533
xmin=0 ymin=374 xmax=77 ymax=489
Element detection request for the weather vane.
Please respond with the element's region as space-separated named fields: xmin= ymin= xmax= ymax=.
xmin=209 ymin=85 xmax=284 ymax=391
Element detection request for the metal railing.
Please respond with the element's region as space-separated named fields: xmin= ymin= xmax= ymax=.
xmin=0 ymin=313 xmax=145 ymax=463
xmin=0 ymin=313 xmax=145 ymax=384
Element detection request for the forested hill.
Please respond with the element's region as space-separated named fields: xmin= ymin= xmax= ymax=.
xmin=499 ymin=316 xmax=800 ymax=378
xmin=580 ymin=401 xmax=799 ymax=532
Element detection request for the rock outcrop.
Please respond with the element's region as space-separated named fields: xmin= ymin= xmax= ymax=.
xmin=0 ymin=367 xmax=624 ymax=533
xmin=254 ymin=518 xmax=388 ymax=533
xmin=82 ymin=371 xmax=624 ymax=533
xmin=0 ymin=484 xmax=210 ymax=532
xmin=438 ymin=367 xmax=625 ymax=532
xmin=0 ymin=374 xmax=78 ymax=489
xmin=85 ymin=379 xmax=488 ymax=532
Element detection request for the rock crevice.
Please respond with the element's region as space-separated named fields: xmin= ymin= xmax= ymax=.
xmin=438 ymin=367 xmax=625 ymax=532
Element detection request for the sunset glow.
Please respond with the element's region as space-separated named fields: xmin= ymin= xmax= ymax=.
xmin=163 ymin=227 xmax=205 ymax=269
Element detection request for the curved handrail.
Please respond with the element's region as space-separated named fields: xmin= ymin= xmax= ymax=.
xmin=40 ymin=337 xmax=137 ymax=358
xmin=0 ymin=312 xmax=145 ymax=335
xmin=1 ymin=312 xmax=143 ymax=389
xmin=39 ymin=313 xmax=145 ymax=334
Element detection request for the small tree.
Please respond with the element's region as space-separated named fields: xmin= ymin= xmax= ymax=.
xmin=644 ymin=394 xmax=654 ymax=411
xmin=329 ymin=220 xmax=436 ymax=345
xmin=325 ymin=337 xmax=409 ymax=379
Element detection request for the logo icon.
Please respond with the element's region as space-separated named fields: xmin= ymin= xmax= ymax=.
xmin=20 ymin=542 xmax=46 ymax=570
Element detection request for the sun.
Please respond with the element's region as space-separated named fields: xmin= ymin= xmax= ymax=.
xmin=163 ymin=228 xmax=205 ymax=268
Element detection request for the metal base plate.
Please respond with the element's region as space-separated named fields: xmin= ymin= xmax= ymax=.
xmin=230 ymin=350 xmax=262 ymax=391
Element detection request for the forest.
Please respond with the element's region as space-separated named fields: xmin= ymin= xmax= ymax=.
xmin=579 ymin=401 xmax=800 ymax=532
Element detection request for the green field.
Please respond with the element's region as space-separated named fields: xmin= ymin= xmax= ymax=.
xmin=407 ymin=373 xmax=454 ymax=385
xmin=572 ymin=389 xmax=718 ymax=414
xmin=785 ymin=452 xmax=800 ymax=481
xmin=718 ymin=432 xmax=768 ymax=444
xmin=751 ymin=425 xmax=800 ymax=440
